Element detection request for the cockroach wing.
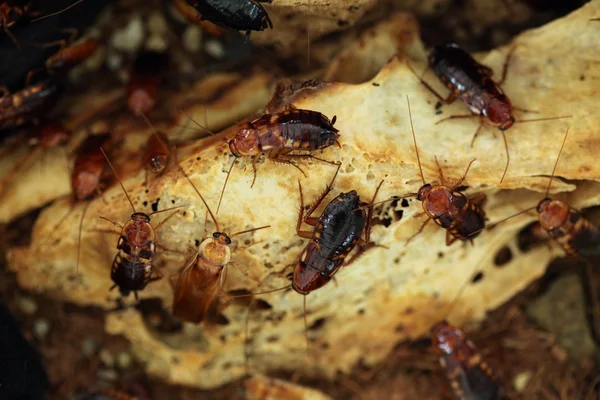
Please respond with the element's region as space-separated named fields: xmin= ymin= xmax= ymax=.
xmin=172 ymin=255 xmax=222 ymax=324
xmin=440 ymin=354 xmax=502 ymax=400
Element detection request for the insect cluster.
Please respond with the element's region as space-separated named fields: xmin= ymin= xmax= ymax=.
xmin=1 ymin=1 xmax=597 ymax=399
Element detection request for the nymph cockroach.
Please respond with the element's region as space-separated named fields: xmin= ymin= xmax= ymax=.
xmin=185 ymin=0 xmax=273 ymax=42
xmin=98 ymin=148 xmax=182 ymax=299
xmin=0 ymin=80 xmax=60 ymax=130
xmin=432 ymin=321 xmax=502 ymax=400
xmin=170 ymin=157 xmax=270 ymax=324
xmin=488 ymin=128 xmax=600 ymax=261
xmin=127 ymin=51 xmax=169 ymax=116
xmin=404 ymin=95 xmax=487 ymax=246
xmin=409 ymin=42 xmax=570 ymax=183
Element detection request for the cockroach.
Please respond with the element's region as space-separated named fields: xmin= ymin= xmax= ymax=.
xmin=126 ymin=51 xmax=169 ymax=116
xmin=238 ymin=164 xmax=384 ymax=356
xmin=403 ymin=95 xmax=487 ymax=246
xmin=98 ymin=148 xmax=182 ymax=299
xmin=0 ymin=80 xmax=60 ymax=130
xmin=0 ymin=120 xmax=70 ymax=195
xmin=0 ymin=0 xmax=40 ymax=49
xmin=171 ymin=0 xmax=227 ymax=37
xmin=170 ymin=156 xmax=270 ymax=324
xmin=487 ymin=128 xmax=600 ymax=261
xmin=185 ymin=0 xmax=273 ymax=42
xmin=409 ymin=42 xmax=570 ymax=183
xmin=144 ymin=130 xmax=170 ymax=175
xmin=428 ymin=253 xmax=503 ymax=400
xmin=431 ymin=321 xmax=502 ymax=400
xmin=24 ymin=35 xmax=99 ymax=85
xmin=219 ymin=105 xmax=341 ymax=211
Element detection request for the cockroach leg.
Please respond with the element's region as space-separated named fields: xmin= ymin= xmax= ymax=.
xmin=434 ymin=156 xmax=446 ymax=185
xmin=497 ymin=45 xmax=517 ymax=86
xmin=470 ymin=121 xmax=485 ymax=147
xmin=99 ymin=216 xmax=124 ymax=229
xmin=452 ymin=158 xmax=477 ymax=190
xmin=406 ymin=60 xmax=457 ymax=105
xmin=405 ymin=216 xmax=432 ymax=247
xmin=434 ymin=113 xmax=480 ymax=125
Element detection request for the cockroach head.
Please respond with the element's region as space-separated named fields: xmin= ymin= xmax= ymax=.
xmin=431 ymin=320 xmax=465 ymax=355
xmin=132 ymin=212 xmax=151 ymax=223
xmin=485 ymin=94 xmax=514 ymax=130
xmin=213 ymin=231 xmax=232 ymax=245
xmin=537 ymin=198 xmax=569 ymax=231
xmin=536 ymin=197 xmax=552 ymax=213
xmin=417 ymin=183 xmax=432 ymax=201
xmin=228 ymin=126 xmax=259 ymax=157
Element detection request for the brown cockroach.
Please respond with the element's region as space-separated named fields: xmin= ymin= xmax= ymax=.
xmin=409 ymin=42 xmax=571 ymax=183
xmin=216 ymin=105 xmax=341 ymax=213
xmin=238 ymin=163 xmax=384 ymax=357
xmin=0 ymin=80 xmax=60 ymax=130
xmin=431 ymin=321 xmax=502 ymax=400
xmin=0 ymin=120 xmax=70 ymax=195
xmin=403 ymin=95 xmax=487 ymax=246
xmin=487 ymin=128 xmax=600 ymax=261
xmin=25 ymin=34 xmax=99 ymax=85
xmin=98 ymin=148 xmax=183 ymax=299
xmin=170 ymin=156 xmax=270 ymax=324
xmin=126 ymin=51 xmax=169 ymax=116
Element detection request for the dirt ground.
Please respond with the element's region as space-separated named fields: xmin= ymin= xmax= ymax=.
xmin=1 ymin=0 xmax=600 ymax=399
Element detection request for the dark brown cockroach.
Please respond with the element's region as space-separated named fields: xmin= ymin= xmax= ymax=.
xmin=410 ymin=42 xmax=571 ymax=183
xmin=0 ymin=80 xmax=60 ymax=130
xmin=171 ymin=0 xmax=227 ymax=37
xmin=404 ymin=95 xmax=487 ymax=246
xmin=127 ymin=51 xmax=169 ymax=116
xmin=0 ymin=120 xmax=70 ymax=195
xmin=219 ymin=105 xmax=341 ymax=212
xmin=487 ymin=128 xmax=600 ymax=261
xmin=185 ymin=0 xmax=273 ymax=42
xmin=431 ymin=321 xmax=502 ymax=400
xmin=237 ymin=164 xmax=384 ymax=356
xmin=170 ymin=158 xmax=270 ymax=324
xmin=98 ymin=148 xmax=183 ymax=299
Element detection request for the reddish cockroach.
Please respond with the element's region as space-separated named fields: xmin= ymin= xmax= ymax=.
xmin=409 ymin=42 xmax=570 ymax=183
xmin=98 ymin=148 xmax=182 ymax=299
xmin=0 ymin=80 xmax=60 ymax=130
xmin=144 ymin=130 xmax=170 ymax=175
xmin=431 ymin=321 xmax=502 ymax=400
xmin=171 ymin=0 xmax=227 ymax=37
xmin=404 ymin=95 xmax=487 ymax=246
xmin=170 ymin=155 xmax=270 ymax=324
xmin=487 ymin=128 xmax=600 ymax=261
xmin=185 ymin=0 xmax=273 ymax=42
xmin=238 ymin=164 xmax=384 ymax=356
xmin=0 ymin=120 xmax=70 ymax=194
xmin=216 ymin=105 xmax=341 ymax=212
xmin=127 ymin=51 xmax=169 ymax=116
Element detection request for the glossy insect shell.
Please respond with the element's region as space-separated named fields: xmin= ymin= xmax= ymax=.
xmin=432 ymin=321 xmax=502 ymax=400
xmin=111 ymin=213 xmax=156 ymax=294
xmin=126 ymin=51 xmax=167 ymax=115
xmin=418 ymin=183 xmax=486 ymax=243
xmin=429 ymin=42 xmax=515 ymax=130
xmin=186 ymin=0 xmax=272 ymax=32
xmin=72 ymin=134 xmax=110 ymax=201
xmin=45 ymin=39 xmax=99 ymax=73
xmin=171 ymin=233 xmax=232 ymax=323
xmin=293 ymin=191 xmax=366 ymax=295
xmin=536 ymin=198 xmax=600 ymax=260
xmin=228 ymin=109 xmax=340 ymax=157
